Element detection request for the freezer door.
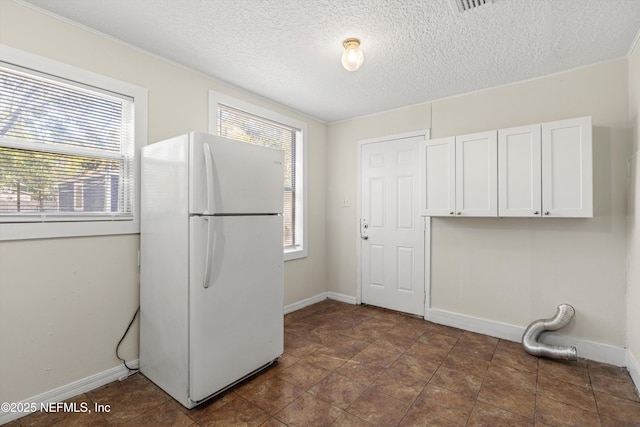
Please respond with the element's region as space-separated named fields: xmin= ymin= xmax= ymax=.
xmin=189 ymin=133 xmax=284 ymax=215
xmin=189 ymin=215 xmax=284 ymax=403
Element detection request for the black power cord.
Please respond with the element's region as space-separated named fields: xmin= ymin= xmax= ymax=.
xmin=116 ymin=305 xmax=140 ymax=373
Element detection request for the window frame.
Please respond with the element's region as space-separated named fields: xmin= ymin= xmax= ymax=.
xmin=0 ymin=45 xmax=148 ymax=241
xmin=209 ymin=90 xmax=308 ymax=261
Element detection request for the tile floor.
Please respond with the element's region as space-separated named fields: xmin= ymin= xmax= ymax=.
xmin=11 ymin=299 xmax=640 ymax=426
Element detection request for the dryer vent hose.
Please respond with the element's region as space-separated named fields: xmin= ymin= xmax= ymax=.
xmin=522 ymin=304 xmax=578 ymax=361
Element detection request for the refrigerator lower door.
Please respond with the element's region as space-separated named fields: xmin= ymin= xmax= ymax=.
xmin=188 ymin=215 xmax=284 ymax=403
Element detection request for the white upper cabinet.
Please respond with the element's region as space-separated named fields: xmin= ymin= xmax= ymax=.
xmin=498 ymin=124 xmax=542 ymax=217
xmin=420 ymin=131 xmax=497 ymax=217
xmin=541 ymin=116 xmax=593 ymax=217
xmin=420 ymin=136 xmax=455 ymax=216
xmin=455 ymin=131 xmax=498 ymax=217
xmin=421 ymin=116 xmax=592 ymax=218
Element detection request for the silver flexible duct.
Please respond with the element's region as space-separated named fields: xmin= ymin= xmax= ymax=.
xmin=522 ymin=304 xmax=578 ymax=361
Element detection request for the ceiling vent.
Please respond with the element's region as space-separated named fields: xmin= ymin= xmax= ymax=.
xmin=449 ymin=0 xmax=493 ymax=14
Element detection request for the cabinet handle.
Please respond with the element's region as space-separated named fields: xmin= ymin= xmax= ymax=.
xmin=457 ymin=212 xmax=462 ymax=215
xmin=545 ymin=211 xmax=550 ymax=216
xmin=534 ymin=211 xmax=539 ymax=215
xmin=449 ymin=211 xmax=454 ymax=215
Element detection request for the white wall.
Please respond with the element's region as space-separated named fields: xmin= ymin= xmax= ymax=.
xmin=328 ymin=60 xmax=631 ymax=360
xmin=627 ymin=38 xmax=640 ymax=384
xmin=0 ymin=0 xmax=326 ymax=404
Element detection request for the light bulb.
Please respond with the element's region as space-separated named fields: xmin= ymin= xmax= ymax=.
xmin=341 ymin=38 xmax=364 ymax=71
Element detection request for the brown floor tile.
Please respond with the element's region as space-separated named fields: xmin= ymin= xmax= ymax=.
xmin=430 ymin=365 xmax=484 ymax=398
xmin=343 ymin=320 xmax=393 ymax=341
xmin=277 ymin=359 xmax=332 ymax=390
xmin=374 ymin=330 xmax=420 ymax=353
xmin=235 ymin=375 xmax=304 ymax=414
xmin=416 ymin=331 xmax=459 ymax=351
xmin=308 ymin=372 xmax=369 ymax=409
xmin=368 ymin=366 xmax=428 ymax=403
xmin=537 ymin=374 xmax=598 ymax=413
xmin=440 ymin=352 xmax=490 ymax=379
xmin=412 ymin=383 xmax=475 ymax=425
xmin=346 ymin=388 xmax=411 ymax=426
xmin=391 ymin=353 xmax=440 ymax=381
xmin=477 ymin=376 xmax=536 ymax=419
xmin=303 ymin=349 xmax=350 ymax=371
xmin=406 ymin=339 xmax=451 ymax=364
xmin=334 ymin=360 xmax=388 ymax=386
xmin=330 ymin=412 xmax=374 ymax=426
xmin=594 ymin=390 xmax=640 ymax=424
xmin=120 ymin=402 xmax=196 ymax=426
xmin=535 ymin=395 xmax=601 ymax=427
xmin=538 ymin=358 xmax=591 ymax=389
xmin=259 ymin=417 xmax=288 ymax=427
xmin=275 ymin=393 xmax=343 ymax=426
xmin=351 ymin=343 xmax=401 ymax=368
xmin=398 ymin=406 xmax=461 ymax=426
xmin=195 ymin=395 xmax=270 ymax=427
xmin=484 ymin=363 xmax=537 ymax=393
xmin=324 ymin=334 xmax=371 ymax=359
xmin=86 ymin=374 xmax=172 ymax=424
xmin=590 ymin=371 xmax=640 ymax=403
xmin=284 ymin=318 xmax=318 ymax=336
xmin=491 ymin=347 xmax=539 ymax=374
xmin=12 ymin=300 xmax=640 ymax=427
xmin=386 ymin=322 xmax=428 ymax=341
xmin=284 ymin=335 xmax=326 ymax=358
xmin=467 ymin=401 xmax=534 ymax=426
xmin=449 ymin=339 xmax=497 ymax=362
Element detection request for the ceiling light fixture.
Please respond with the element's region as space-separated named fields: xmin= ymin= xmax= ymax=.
xmin=341 ymin=38 xmax=364 ymax=71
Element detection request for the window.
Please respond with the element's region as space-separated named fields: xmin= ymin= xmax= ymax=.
xmin=209 ymin=91 xmax=307 ymax=260
xmin=0 ymin=45 xmax=147 ymax=240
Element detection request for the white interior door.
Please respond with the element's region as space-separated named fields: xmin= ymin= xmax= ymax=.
xmin=360 ymin=135 xmax=426 ymax=316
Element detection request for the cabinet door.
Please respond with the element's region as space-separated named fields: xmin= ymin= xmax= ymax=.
xmin=498 ymin=124 xmax=542 ymax=217
xmin=455 ymin=131 xmax=497 ymax=216
xmin=541 ymin=117 xmax=593 ymax=218
xmin=420 ymin=137 xmax=455 ymax=216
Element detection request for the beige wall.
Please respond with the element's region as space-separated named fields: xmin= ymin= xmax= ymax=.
xmin=627 ymin=39 xmax=640 ymax=375
xmin=328 ymin=60 xmax=630 ymax=349
xmin=0 ymin=0 xmax=326 ymax=403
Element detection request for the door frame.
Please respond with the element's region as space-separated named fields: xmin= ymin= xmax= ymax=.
xmin=356 ymin=129 xmax=431 ymax=319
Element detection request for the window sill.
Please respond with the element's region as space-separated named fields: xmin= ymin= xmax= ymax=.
xmin=0 ymin=220 xmax=139 ymax=241
xmin=284 ymin=246 xmax=307 ymax=261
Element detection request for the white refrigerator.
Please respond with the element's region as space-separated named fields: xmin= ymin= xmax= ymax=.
xmin=140 ymin=132 xmax=284 ymax=409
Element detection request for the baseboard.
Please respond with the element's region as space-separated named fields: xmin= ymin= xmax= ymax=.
xmin=327 ymin=292 xmax=357 ymax=305
xmin=627 ymin=350 xmax=640 ymax=398
xmin=0 ymin=360 xmax=139 ymax=425
xmin=284 ymin=292 xmax=329 ymax=314
xmin=427 ymin=308 xmax=626 ymax=367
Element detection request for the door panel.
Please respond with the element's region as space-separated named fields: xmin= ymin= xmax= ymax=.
xmin=455 ymin=131 xmax=497 ymax=216
xmin=498 ymin=125 xmax=542 ymax=217
xmin=420 ymin=137 xmax=455 ymax=216
xmin=360 ymin=137 xmax=425 ymax=316
xmin=541 ymin=117 xmax=593 ymax=217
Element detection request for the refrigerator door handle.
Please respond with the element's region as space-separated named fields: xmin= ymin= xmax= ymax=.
xmin=203 ymin=217 xmax=214 ymax=289
xmin=202 ymin=142 xmax=215 ymax=215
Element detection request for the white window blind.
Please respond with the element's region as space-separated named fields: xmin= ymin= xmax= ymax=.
xmin=217 ymin=104 xmax=297 ymax=247
xmin=0 ymin=64 xmax=134 ymax=222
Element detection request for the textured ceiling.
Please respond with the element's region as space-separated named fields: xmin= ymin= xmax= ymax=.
xmin=17 ymin=0 xmax=640 ymax=123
